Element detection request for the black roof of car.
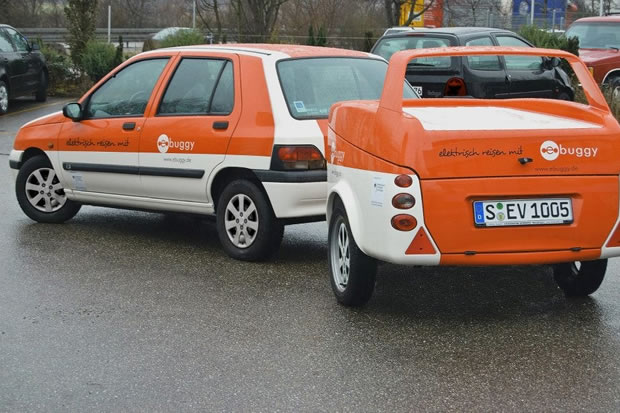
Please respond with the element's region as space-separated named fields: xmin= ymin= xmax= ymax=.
xmin=379 ymin=27 xmax=516 ymax=38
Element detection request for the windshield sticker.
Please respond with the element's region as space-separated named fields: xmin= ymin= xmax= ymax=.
xmin=371 ymin=176 xmax=385 ymax=207
xmin=293 ymin=101 xmax=307 ymax=113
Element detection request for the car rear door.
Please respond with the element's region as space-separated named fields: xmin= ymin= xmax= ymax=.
xmin=0 ymin=28 xmax=27 ymax=95
xmin=4 ymin=27 xmax=38 ymax=92
xmin=139 ymin=52 xmax=241 ymax=202
xmin=461 ymin=36 xmax=511 ymax=98
xmin=58 ymin=57 xmax=171 ymax=197
xmin=494 ymin=35 xmax=554 ymax=98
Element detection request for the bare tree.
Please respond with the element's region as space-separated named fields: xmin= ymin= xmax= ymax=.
xmin=197 ymin=0 xmax=224 ymax=41
xmin=233 ymin=0 xmax=291 ymax=42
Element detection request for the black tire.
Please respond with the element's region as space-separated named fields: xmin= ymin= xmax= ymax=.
xmin=552 ymin=259 xmax=607 ymax=297
xmin=35 ymin=71 xmax=47 ymax=102
xmin=216 ymin=179 xmax=283 ymax=261
xmin=0 ymin=80 xmax=8 ymax=115
xmin=328 ymin=203 xmax=377 ymax=307
xmin=15 ymin=155 xmax=81 ymax=223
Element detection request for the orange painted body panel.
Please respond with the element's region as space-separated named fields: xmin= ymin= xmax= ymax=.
xmin=421 ymin=176 xmax=618 ymax=253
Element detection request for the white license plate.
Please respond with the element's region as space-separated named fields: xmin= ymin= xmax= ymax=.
xmin=473 ymin=198 xmax=573 ymax=227
xmin=412 ymin=86 xmax=423 ymax=96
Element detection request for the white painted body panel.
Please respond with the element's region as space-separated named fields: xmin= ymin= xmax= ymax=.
xmin=328 ymin=164 xmax=440 ymax=265
xmin=403 ymin=106 xmax=602 ymax=131
xmin=601 ymin=175 xmax=620 ymax=259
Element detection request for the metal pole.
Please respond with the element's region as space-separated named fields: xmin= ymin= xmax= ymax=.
xmin=193 ymin=0 xmax=196 ymax=28
xmin=530 ymin=0 xmax=534 ymax=25
xmin=107 ymin=5 xmax=111 ymax=43
xmin=552 ymin=9 xmax=556 ymax=32
xmin=599 ymin=0 xmax=604 ymax=16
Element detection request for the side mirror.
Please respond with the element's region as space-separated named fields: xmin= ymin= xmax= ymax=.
xmin=30 ymin=42 xmax=40 ymax=51
xmin=543 ymin=56 xmax=561 ymax=70
xmin=63 ymin=103 xmax=83 ymax=121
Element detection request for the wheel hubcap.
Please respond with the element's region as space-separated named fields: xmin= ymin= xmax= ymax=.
xmin=0 ymin=85 xmax=8 ymax=112
xmin=25 ymin=168 xmax=67 ymax=212
xmin=330 ymin=218 xmax=350 ymax=292
xmin=224 ymin=194 xmax=259 ymax=248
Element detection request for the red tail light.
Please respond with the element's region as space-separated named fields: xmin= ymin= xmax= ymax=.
xmin=394 ymin=174 xmax=412 ymax=188
xmin=392 ymin=193 xmax=415 ymax=209
xmin=444 ymin=77 xmax=467 ymax=97
xmin=272 ymin=145 xmax=326 ymax=170
xmin=391 ymin=214 xmax=417 ymax=231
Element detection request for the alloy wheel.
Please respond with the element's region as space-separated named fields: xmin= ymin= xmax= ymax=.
xmin=25 ymin=168 xmax=67 ymax=212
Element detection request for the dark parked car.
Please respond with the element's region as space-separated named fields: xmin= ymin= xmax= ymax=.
xmin=371 ymin=27 xmax=574 ymax=100
xmin=0 ymin=24 xmax=48 ymax=115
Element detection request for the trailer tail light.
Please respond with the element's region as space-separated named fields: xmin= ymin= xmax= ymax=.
xmin=391 ymin=214 xmax=417 ymax=231
xmin=444 ymin=77 xmax=467 ymax=97
xmin=271 ymin=145 xmax=326 ymax=170
xmin=392 ymin=193 xmax=415 ymax=209
xmin=394 ymin=174 xmax=412 ymax=188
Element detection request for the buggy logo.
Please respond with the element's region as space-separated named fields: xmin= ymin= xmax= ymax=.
xmin=157 ymin=134 xmax=195 ymax=153
xmin=540 ymin=140 xmax=598 ymax=161
xmin=157 ymin=134 xmax=170 ymax=153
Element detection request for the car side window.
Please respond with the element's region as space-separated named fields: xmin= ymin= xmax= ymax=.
xmin=158 ymin=58 xmax=233 ymax=116
xmin=496 ymin=36 xmax=542 ymax=71
xmin=86 ymin=58 xmax=169 ymax=119
xmin=4 ymin=28 xmax=28 ymax=52
xmin=0 ymin=30 xmax=14 ymax=52
xmin=465 ymin=37 xmax=501 ymax=70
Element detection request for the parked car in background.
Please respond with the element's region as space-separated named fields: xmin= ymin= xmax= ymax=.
xmin=9 ymin=44 xmax=415 ymax=261
xmin=327 ymin=46 xmax=620 ymax=306
xmin=382 ymin=26 xmax=415 ymax=36
xmin=0 ymin=24 xmax=48 ymax=115
xmin=371 ymin=27 xmax=574 ymax=100
xmin=565 ymin=15 xmax=620 ymax=99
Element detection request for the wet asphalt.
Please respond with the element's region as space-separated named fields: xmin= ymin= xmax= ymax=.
xmin=1 ymin=99 xmax=619 ymax=412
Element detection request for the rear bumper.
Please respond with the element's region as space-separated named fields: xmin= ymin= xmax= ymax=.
xmin=262 ymin=180 xmax=327 ymax=219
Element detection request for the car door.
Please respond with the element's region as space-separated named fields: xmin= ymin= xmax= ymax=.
xmin=0 ymin=28 xmax=27 ymax=95
xmin=57 ymin=57 xmax=171 ymax=197
xmin=494 ymin=35 xmax=554 ymax=98
xmin=461 ymin=36 xmax=510 ymax=98
xmin=4 ymin=27 xmax=38 ymax=92
xmin=139 ymin=53 xmax=241 ymax=202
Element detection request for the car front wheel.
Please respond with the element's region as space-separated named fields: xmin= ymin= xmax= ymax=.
xmin=0 ymin=80 xmax=8 ymax=115
xmin=216 ymin=179 xmax=283 ymax=261
xmin=15 ymin=155 xmax=81 ymax=223
xmin=552 ymin=259 xmax=607 ymax=297
xmin=328 ymin=203 xmax=377 ymax=306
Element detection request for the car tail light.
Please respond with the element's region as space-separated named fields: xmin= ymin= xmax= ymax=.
xmin=394 ymin=174 xmax=412 ymax=188
xmin=391 ymin=214 xmax=417 ymax=231
xmin=444 ymin=77 xmax=467 ymax=97
xmin=271 ymin=145 xmax=326 ymax=170
xmin=392 ymin=193 xmax=415 ymax=209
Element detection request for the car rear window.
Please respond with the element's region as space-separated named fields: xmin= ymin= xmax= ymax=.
xmin=277 ymin=57 xmax=417 ymax=120
xmin=565 ymin=22 xmax=619 ymax=49
xmin=372 ymin=36 xmax=456 ymax=69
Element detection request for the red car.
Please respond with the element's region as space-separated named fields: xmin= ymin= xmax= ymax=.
xmin=565 ymin=15 xmax=620 ymax=98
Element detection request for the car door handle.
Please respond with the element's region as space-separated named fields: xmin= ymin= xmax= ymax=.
xmin=122 ymin=122 xmax=136 ymax=131
xmin=213 ymin=121 xmax=229 ymax=130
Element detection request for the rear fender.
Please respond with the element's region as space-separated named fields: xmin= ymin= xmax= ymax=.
xmin=327 ymin=181 xmax=365 ymax=252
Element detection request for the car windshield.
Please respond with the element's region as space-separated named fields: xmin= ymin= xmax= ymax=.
xmin=372 ymin=35 xmax=456 ymax=68
xmin=565 ymin=22 xmax=619 ymax=49
xmin=277 ymin=57 xmax=417 ymax=120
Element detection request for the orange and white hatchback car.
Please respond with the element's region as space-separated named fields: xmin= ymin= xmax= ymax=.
xmin=9 ymin=44 xmax=393 ymax=260
xmin=327 ymin=46 xmax=620 ymax=306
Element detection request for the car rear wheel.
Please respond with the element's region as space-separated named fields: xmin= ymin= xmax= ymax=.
xmin=15 ymin=155 xmax=81 ymax=223
xmin=328 ymin=204 xmax=377 ymax=307
xmin=216 ymin=179 xmax=283 ymax=261
xmin=552 ymin=259 xmax=607 ymax=297
xmin=0 ymin=80 xmax=8 ymax=115
xmin=35 ymin=71 xmax=48 ymax=102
